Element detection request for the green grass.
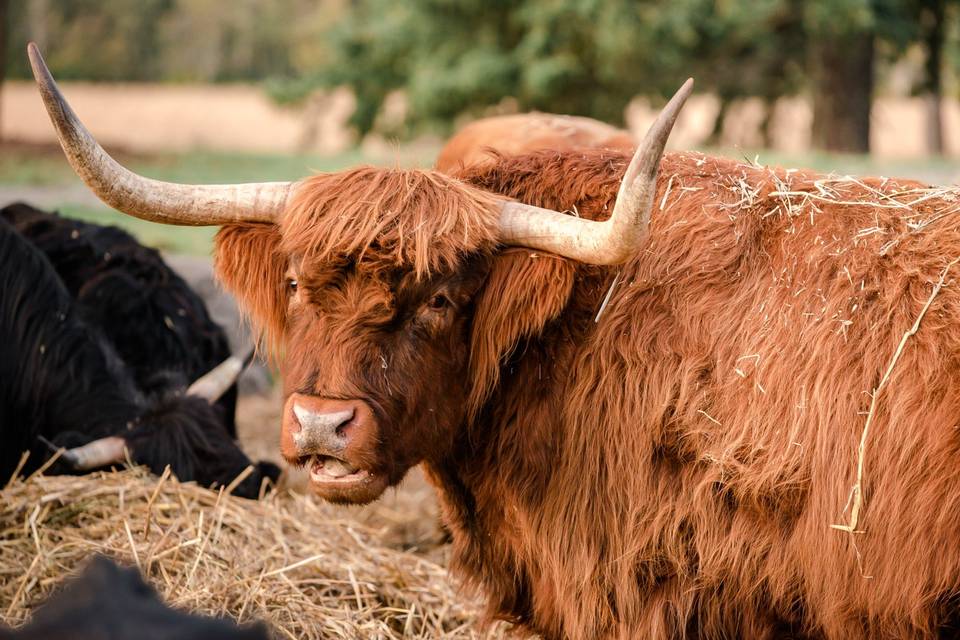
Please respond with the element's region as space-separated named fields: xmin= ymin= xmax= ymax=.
xmin=55 ymin=205 xmax=220 ymax=255
xmin=1 ymin=143 xmax=953 ymax=256
xmin=0 ymin=145 xmax=441 ymax=186
xmin=0 ymin=151 xmax=79 ymax=185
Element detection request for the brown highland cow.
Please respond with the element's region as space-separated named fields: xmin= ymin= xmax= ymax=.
xmin=29 ymin=42 xmax=960 ymax=638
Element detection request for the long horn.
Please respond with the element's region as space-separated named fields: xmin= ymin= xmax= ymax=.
xmin=62 ymin=437 xmax=128 ymax=471
xmin=186 ymin=348 xmax=252 ymax=402
xmin=27 ymin=43 xmax=293 ymax=226
xmin=497 ymin=79 xmax=694 ymax=265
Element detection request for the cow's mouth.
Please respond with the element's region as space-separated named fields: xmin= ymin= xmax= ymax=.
xmin=309 ymin=455 xmax=364 ymax=482
xmin=304 ymin=454 xmax=388 ymax=503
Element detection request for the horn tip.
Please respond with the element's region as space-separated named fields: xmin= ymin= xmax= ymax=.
xmin=675 ymin=78 xmax=695 ymax=102
xmin=659 ymin=78 xmax=695 ymax=121
xmin=27 ymin=42 xmax=51 ymax=83
xmin=27 ymin=41 xmax=41 ymax=65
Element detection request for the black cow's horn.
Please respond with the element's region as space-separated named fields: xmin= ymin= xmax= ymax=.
xmin=28 ymin=43 xmax=293 ymax=226
xmin=496 ymin=78 xmax=693 ymax=265
xmin=56 ymin=349 xmax=248 ymax=471
xmin=62 ymin=436 xmax=127 ymax=471
xmin=186 ymin=349 xmax=251 ymax=402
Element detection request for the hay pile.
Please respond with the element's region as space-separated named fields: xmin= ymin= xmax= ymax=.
xmin=0 ymin=466 xmax=508 ymax=639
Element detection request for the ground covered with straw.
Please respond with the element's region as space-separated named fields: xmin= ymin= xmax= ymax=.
xmin=0 ymin=465 xmax=509 ymax=639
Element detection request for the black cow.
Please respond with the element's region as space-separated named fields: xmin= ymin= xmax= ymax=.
xmin=1 ymin=202 xmax=238 ymax=433
xmin=0 ymin=204 xmax=278 ymax=498
xmin=0 ymin=556 xmax=269 ymax=640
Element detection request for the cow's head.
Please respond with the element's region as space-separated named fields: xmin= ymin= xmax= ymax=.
xmin=50 ymin=353 xmax=277 ymax=499
xmin=28 ymin=43 xmax=691 ymax=504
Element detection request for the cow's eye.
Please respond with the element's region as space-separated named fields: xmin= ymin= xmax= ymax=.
xmin=427 ymin=293 xmax=449 ymax=310
xmin=287 ymin=278 xmax=299 ymax=293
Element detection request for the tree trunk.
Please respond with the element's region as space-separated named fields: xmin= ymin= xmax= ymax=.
xmin=921 ymin=0 xmax=946 ymax=155
xmin=759 ymin=97 xmax=776 ymax=149
xmin=707 ymin=97 xmax=729 ymax=147
xmin=296 ymin=92 xmax=329 ymax=152
xmin=809 ymin=31 xmax=874 ymax=153
xmin=0 ymin=0 xmax=8 ymax=144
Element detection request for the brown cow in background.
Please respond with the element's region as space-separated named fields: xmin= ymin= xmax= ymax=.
xmin=30 ymin=42 xmax=960 ymax=639
xmin=435 ymin=112 xmax=635 ymax=173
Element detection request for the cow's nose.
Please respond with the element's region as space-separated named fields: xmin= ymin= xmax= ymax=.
xmin=280 ymin=394 xmax=379 ymax=468
xmin=290 ymin=404 xmax=354 ymax=456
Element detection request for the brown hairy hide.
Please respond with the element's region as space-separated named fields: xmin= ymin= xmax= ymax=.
xmin=214 ymin=223 xmax=287 ymax=351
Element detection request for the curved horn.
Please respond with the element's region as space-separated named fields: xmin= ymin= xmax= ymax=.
xmin=62 ymin=437 xmax=127 ymax=471
xmin=186 ymin=349 xmax=251 ymax=402
xmin=27 ymin=43 xmax=293 ymax=226
xmin=497 ymin=78 xmax=694 ymax=265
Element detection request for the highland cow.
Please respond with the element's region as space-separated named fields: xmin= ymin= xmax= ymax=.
xmin=29 ymin=41 xmax=960 ymax=638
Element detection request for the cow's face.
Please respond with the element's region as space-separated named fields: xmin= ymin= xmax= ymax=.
xmin=215 ymin=168 xmax=579 ymax=504
xmin=277 ymin=254 xmax=491 ymax=503
xmin=215 ymin=169 xmax=508 ymax=504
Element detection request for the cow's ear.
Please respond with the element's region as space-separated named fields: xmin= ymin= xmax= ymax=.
xmin=214 ymin=223 xmax=287 ymax=349
xmin=468 ymin=249 xmax=576 ymax=415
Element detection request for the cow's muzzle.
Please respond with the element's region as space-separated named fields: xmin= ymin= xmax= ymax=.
xmin=281 ymin=394 xmax=387 ymax=503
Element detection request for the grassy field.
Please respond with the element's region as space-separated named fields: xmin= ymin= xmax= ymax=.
xmin=1 ymin=142 xmax=955 ymax=255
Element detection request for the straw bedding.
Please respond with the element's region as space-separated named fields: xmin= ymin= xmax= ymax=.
xmin=0 ymin=465 xmax=509 ymax=639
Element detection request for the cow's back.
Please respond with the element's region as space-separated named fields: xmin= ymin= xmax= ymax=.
xmin=436 ymin=112 xmax=635 ymax=174
xmin=461 ymin=149 xmax=960 ymax=637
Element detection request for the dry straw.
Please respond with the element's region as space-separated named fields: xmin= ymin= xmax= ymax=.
xmin=0 ymin=465 xmax=508 ymax=639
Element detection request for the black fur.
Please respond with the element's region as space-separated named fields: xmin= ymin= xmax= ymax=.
xmin=1 ymin=202 xmax=238 ymax=433
xmin=0 ymin=207 xmax=278 ymax=498
xmin=0 ymin=556 xmax=269 ymax=639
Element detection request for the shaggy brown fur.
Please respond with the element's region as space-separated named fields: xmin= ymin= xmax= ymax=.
xmin=217 ymin=167 xmax=501 ymax=347
xmin=216 ymin=149 xmax=960 ymax=639
xmin=435 ymin=112 xmax=636 ymax=173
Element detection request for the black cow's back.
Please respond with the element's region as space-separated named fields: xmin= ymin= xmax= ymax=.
xmin=0 ymin=556 xmax=269 ymax=639
xmin=0 ymin=203 xmax=237 ymax=435
xmin=0 ymin=214 xmax=142 ymax=473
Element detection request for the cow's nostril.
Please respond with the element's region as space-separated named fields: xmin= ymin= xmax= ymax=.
xmin=333 ymin=410 xmax=354 ymax=436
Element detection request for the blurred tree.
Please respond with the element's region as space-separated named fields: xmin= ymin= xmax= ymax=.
xmin=919 ymin=0 xmax=948 ymax=154
xmin=768 ymin=0 xmax=955 ymax=153
xmin=5 ymin=0 xmax=172 ymax=81
xmin=297 ymin=0 xmax=959 ymax=151
xmin=27 ymin=0 xmax=48 ymax=52
xmin=0 ymin=0 xmax=958 ymax=152
xmin=3 ymin=0 xmax=335 ymax=83
xmin=293 ymin=0 xmax=524 ymax=136
xmin=909 ymin=0 xmax=960 ymax=154
xmin=805 ymin=0 xmax=876 ymax=153
xmin=292 ymin=0 xmax=811 ymax=138
xmin=157 ymin=0 xmax=329 ymax=82
xmin=627 ymin=0 xmax=807 ymax=147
